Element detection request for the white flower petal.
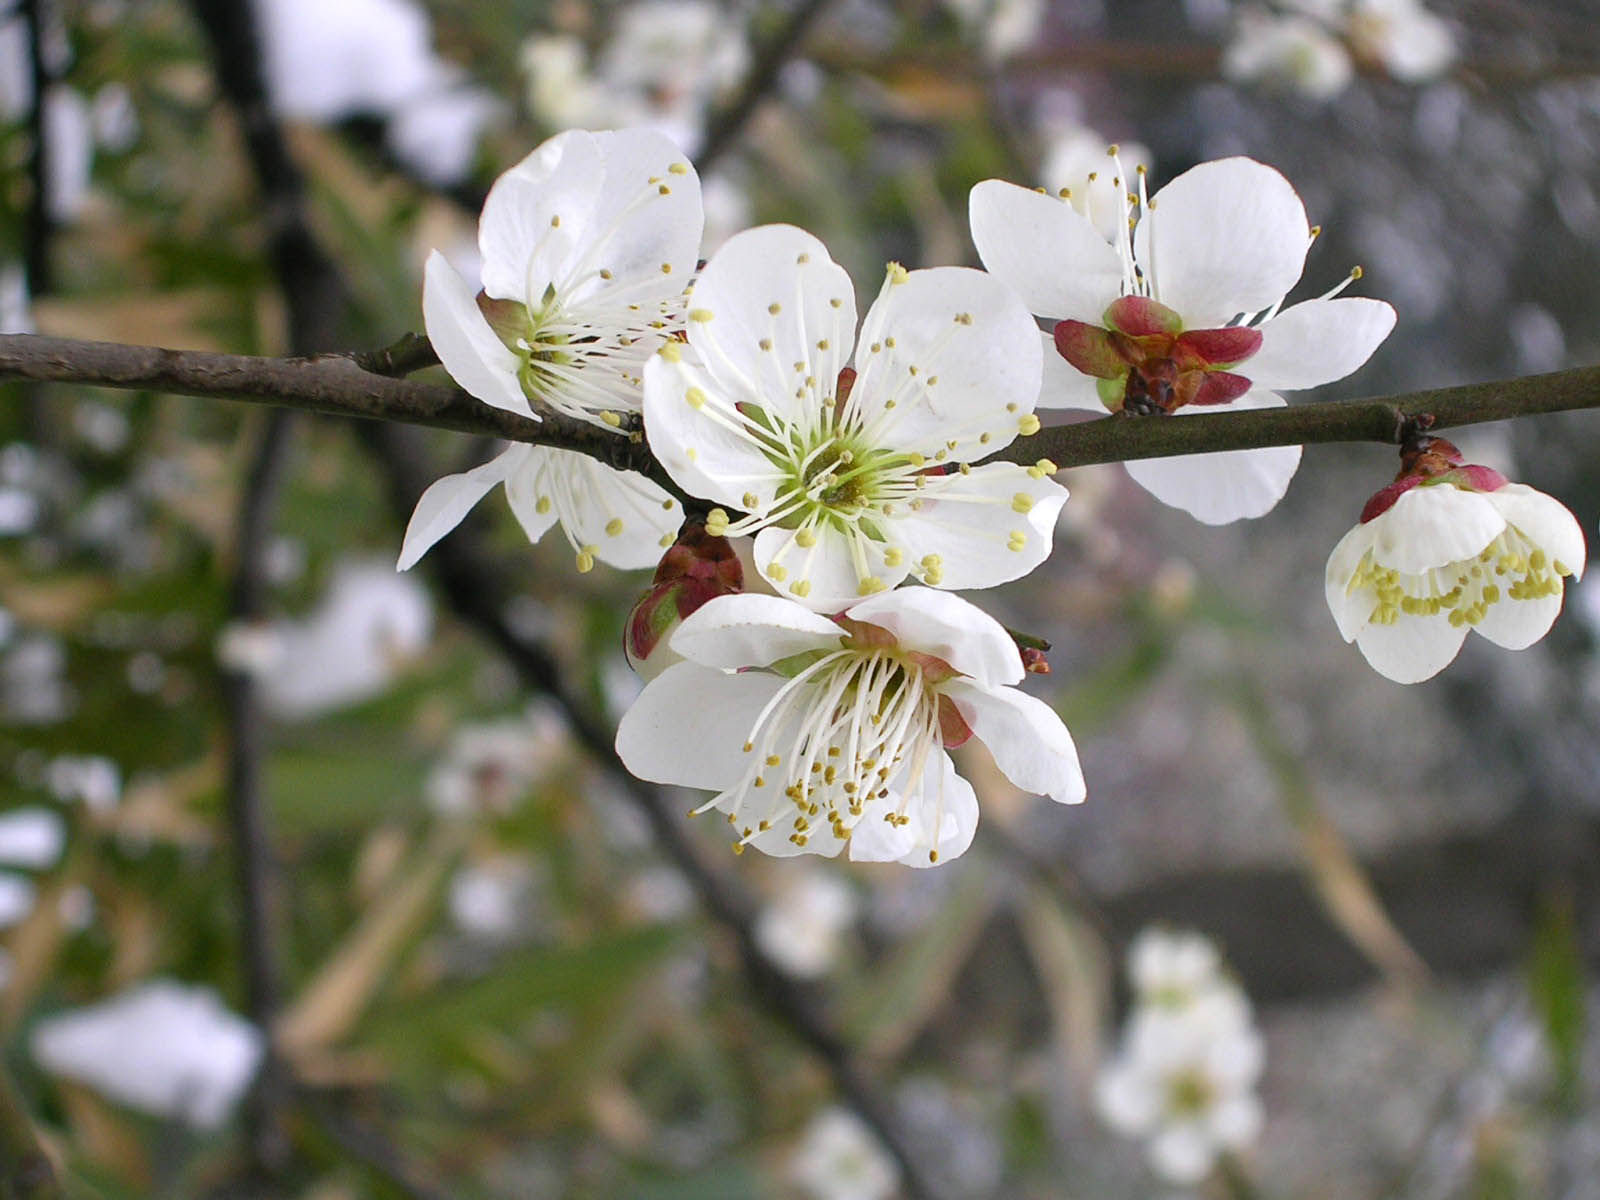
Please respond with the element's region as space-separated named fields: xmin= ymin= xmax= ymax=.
xmin=1137 ymin=157 xmax=1310 ymax=327
xmin=943 ymin=678 xmax=1086 ymax=803
xmin=1038 ymin=330 xmax=1111 ymax=412
xmin=557 ymin=128 xmax=703 ymax=307
xmin=1471 ymin=592 xmax=1564 ymax=651
xmin=1370 ymin=485 xmax=1503 ymax=575
xmin=505 ymin=446 xmax=681 ymax=570
xmin=845 ymin=586 xmax=1023 ymax=687
xmin=1148 ymin=1120 xmax=1218 ymax=1185
xmin=1487 ymin=484 xmax=1587 ymax=580
xmin=668 ymin=593 xmax=842 ymax=668
xmin=1210 ymin=1094 xmax=1264 ymax=1149
xmin=1095 ymin=1059 xmax=1161 ymax=1134
xmin=969 ymin=179 xmax=1123 ymax=322
xmin=684 ymin=225 xmax=857 ymax=427
xmin=616 ymin=660 xmax=787 ymax=789
xmin=1325 ymin=522 xmax=1380 ymax=642
xmin=852 ymin=265 xmax=1042 ymax=460
xmin=752 ymin=524 xmax=901 ymax=614
xmin=1353 ymin=612 xmax=1468 ymax=683
xmin=1247 ymin=297 xmax=1397 ymax=391
xmin=892 ymin=464 xmax=1069 ymax=593
xmin=422 ymin=251 xmax=530 ymax=417
xmin=478 ymin=131 xmax=603 ymax=302
xmin=642 ymin=347 xmax=782 ymax=510
xmin=901 ymin=752 xmax=980 ymax=867
xmin=1122 ymin=391 xmax=1301 ymax=524
xmin=396 ymin=447 xmax=518 ymax=570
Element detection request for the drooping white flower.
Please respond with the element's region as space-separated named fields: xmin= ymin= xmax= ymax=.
xmin=1223 ymin=11 xmax=1355 ymax=101
xmin=405 ymin=128 xmax=700 ymax=571
xmin=788 ymin=1106 xmax=901 ymax=1200
xmin=31 ymin=981 xmax=264 ymax=1129
xmin=1347 ymin=0 xmax=1456 ymax=83
xmin=754 ymin=867 xmax=857 ymax=978
xmin=1325 ymin=449 xmax=1586 ymax=684
xmin=971 ymin=155 xmax=1396 ymax=524
xmin=1097 ymin=927 xmax=1264 ymax=1186
xmin=616 ymin=588 xmax=1085 ymax=866
xmin=643 ymin=225 xmax=1066 ymax=610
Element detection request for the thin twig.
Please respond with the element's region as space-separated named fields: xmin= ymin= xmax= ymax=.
xmin=697 ymin=0 xmax=841 ymax=175
xmin=6 ymin=332 xmax=1600 ymax=474
xmin=21 ymin=0 xmax=53 ymax=297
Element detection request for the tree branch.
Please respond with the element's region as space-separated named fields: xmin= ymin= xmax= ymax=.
xmin=6 ymin=332 xmax=1600 ymax=476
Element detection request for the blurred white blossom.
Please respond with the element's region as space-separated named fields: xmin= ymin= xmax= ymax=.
xmin=1096 ymin=928 xmax=1264 ymax=1186
xmin=753 ymin=868 xmax=857 ymax=978
xmin=427 ymin=704 xmax=567 ymax=817
xmin=1347 ymin=0 xmax=1456 ymax=82
xmin=942 ymin=0 xmax=1045 ymax=61
xmin=1223 ymin=11 xmax=1353 ymax=101
xmin=247 ymin=560 xmax=433 ymax=719
xmin=0 ymin=871 xmax=35 ymax=928
xmin=788 ymin=1106 xmax=900 ymax=1200
xmin=0 ymin=807 xmax=65 ymax=869
xmin=31 ymin=981 xmax=264 ymax=1129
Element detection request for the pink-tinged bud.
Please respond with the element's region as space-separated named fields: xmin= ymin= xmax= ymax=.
xmin=1188 ymin=370 xmax=1254 ymax=407
xmin=625 ymin=523 xmax=744 ymax=680
xmin=1359 ymin=434 xmax=1511 ymax=523
xmin=1359 ymin=475 xmax=1422 ymax=522
xmin=1020 ymin=646 xmax=1051 ymax=675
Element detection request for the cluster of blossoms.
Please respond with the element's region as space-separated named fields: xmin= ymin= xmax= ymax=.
xmin=1096 ymin=929 xmax=1265 ymax=1186
xmin=402 ymin=124 xmax=1588 ymax=866
xmin=1223 ymin=0 xmax=1456 ymax=102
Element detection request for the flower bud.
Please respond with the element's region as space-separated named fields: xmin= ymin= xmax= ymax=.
xmin=624 ymin=522 xmax=743 ymax=680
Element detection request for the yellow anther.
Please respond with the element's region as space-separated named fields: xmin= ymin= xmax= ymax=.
xmin=742 ymin=491 xmax=760 ymax=509
xmin=576 ymin=547 xmax=596 ymax=573
xmin=759 ymin=337 xmax=773 ymax=351
xmin=1012 ymin=493 xmax=1035 ymax=513
xmin=1007 ymin=531 xmax=1027 ymax=552
xmin=1018 ymin=413 xmax=1041 ymax=436
xmin=886 ymin=261 xmax=909 ymax=285
xmin=791 ymin=580 xmax=811 ymax=598
xmin=795 ymin=529 xmax=817 ymax=548
xmin=660 ymin=263 xmax=673 ymax=274
xmin=600 ymin=268 xmax=613 ymax=280
xmin=668 ymin=162 xmax=689 ymax=175
xmin=768 ymin=302 xmax=781 ymax=315
xmin=818 ymin=339 xmax=830 ymax=351
xmin=768 ymin=563 xmax=788 ymax=582
xmin=599 ymin=411 xmax=621 ymax=427
xmin=857 ymin=576 xmax=886 ymax=595
xmin=830 ymin=297 xmax=843 ymax=308
xmin=1350 ymin=265 xmax=1363 ymax=280
xmin=706 ymin=508 xmax=730 ymax=536
xmin=657 ymin=341 xmax=681 ymax=362
xmin=658 ymin=184 xmax=671 ymax=195
xmin=689 ymin=308 xmax=714 ymax=322
xmin=796 ymin=253 xmax=810 ymax=264
xmin=659 ymin=533 xmax=674 ymax=547
xmin=885 ymin=337 xmax=896 ymax=348
xmin=605 ymin=518 xmax=624 ymax=537
xmin=685 ymin=387 xmax=707 ymax=409
xmin=535 ymin=496 xmax=552 ymax=515
xmin=550 ymin=215 xmax=561 ymax=227
xmin=884 ymin=547 xmax=904 ymax=567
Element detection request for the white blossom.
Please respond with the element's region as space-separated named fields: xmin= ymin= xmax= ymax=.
xmin=401 ymin=128 xmax=699 ymax=572
xmin=971 ymin=155 xmax=1396 ymax=524
xmin=643 ymin=224 xmax=1066 ymax=610
xmin=617 ymin=588 xmax=1084 ymax=866
xmin=1097 ymin=928 xmax=1264 ymax=1186
xmin=426 ymin=704 xmax=568 ymax=817
xmin=0 ymin=871 xmax=34 ymax=928
xmin=754 ymin=868 xmax=857 ymax=977
xmin=942 ymin=0 xmax=1045 ymax=61
xmin=788 ymin=1106 xmax=901 ymax=1200
xmin=1347 ymin=0 xmax=1456 ymax=83
xmin=1326 ymin=473 xmax=1586 ymax=683
xmin=1039 ymin=126 xmax=1153 ymax=244
xmin=1223 ymin=11 xmax=1355 ymax=101
xmin=31 ymin=981 xmax=263 ymax=1129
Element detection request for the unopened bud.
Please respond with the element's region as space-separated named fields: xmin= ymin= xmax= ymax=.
xmin=625 ymin=522 xmax=744 ymax=680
